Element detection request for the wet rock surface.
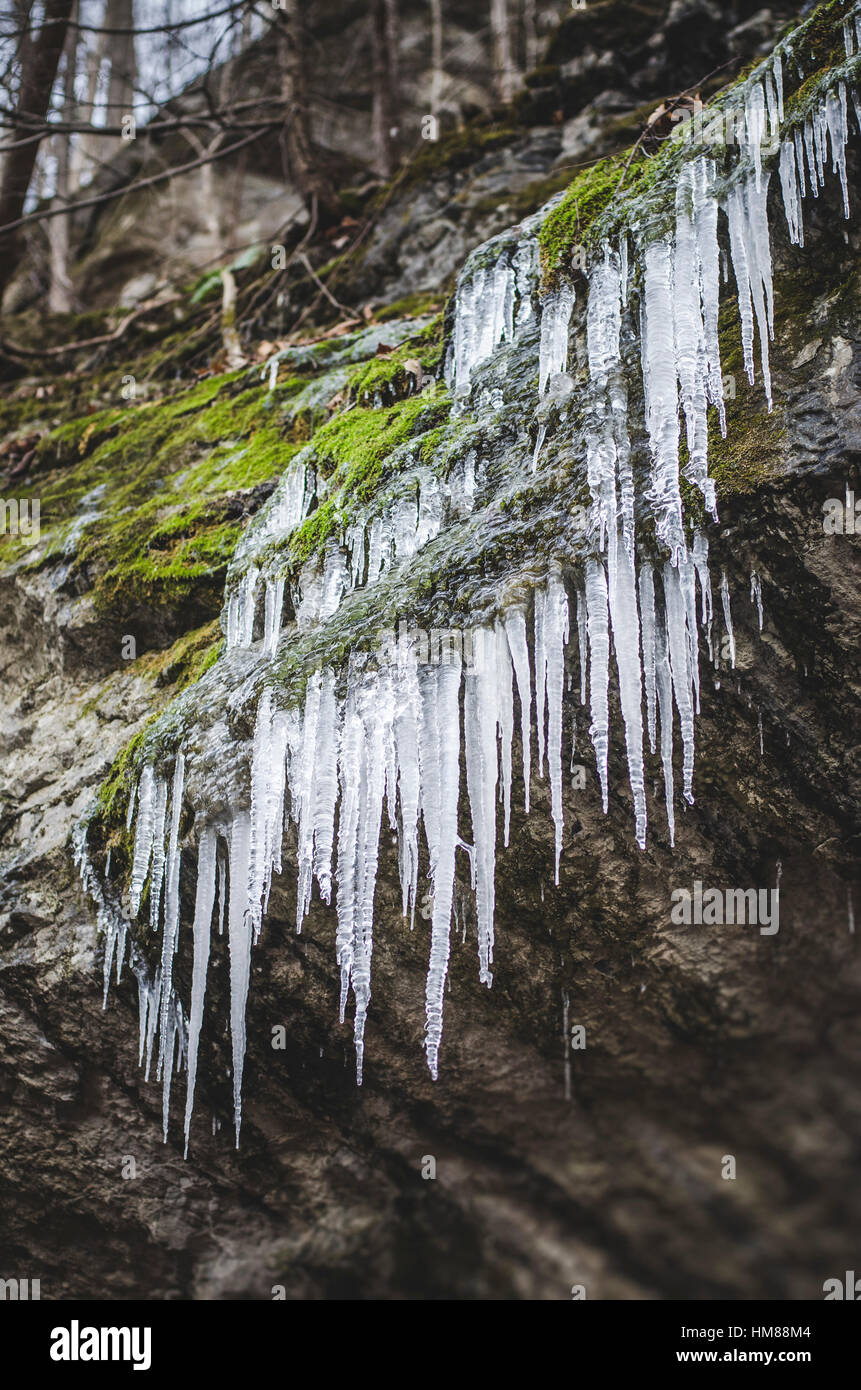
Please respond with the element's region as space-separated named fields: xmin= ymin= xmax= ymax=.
xmin=1 ymin=1 xmax=860 ymax=1303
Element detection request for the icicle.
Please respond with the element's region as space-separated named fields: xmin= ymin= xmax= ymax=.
xmin=576 ymin=589 xmax=587 ymax=706
xmin=158 ymin=753 xmax=185 ymax=1139
xmin=148 ymin=776 xmax=169 ymax=932
xmin=465 ymin=630 xmax=499 ymax=983
xmin=183 ymin=825 xmax=216 ymax=1157
xmin=534 ymin=586 xmax=548 ymax=778
xmin=334 ymin=670 xmax=389 ymax=1084
xmin=263 ymin=576 xmax=285 ymax=657
xmin=419 ymin=657 xmax=462 ymax=1080
xmin=495 ymin=623 xmax=515 ymax=848
xmin=779 ymin=137 xmax=804 ymax=247
xmin=692 ymin=157 xmax=726 ymax=443
xmin=248 ymin=689 xmax=289 ymax=940
xmin=773 ymin=52 xmax=784 ymax=125
xmin=663 ymin=561 xmax=695 ymax=805
xmin=726 ymin=171 xmax=773 ymax=409
xmin=693 ymin=529 xmax=714 ymax=663
xmin=826 ymin=86 xmax=851 ymax=219
xmin=608 ymin=533 xmax=646 ymax=848
xmin=504 ymin=607 xmax=532 ymax=813
xmin=294 ymin=673 xmax=323 ymax=930
xmin=532 ymin=422 xmax=547 ymax=472
xmin=534 ymin=575 xmax=569 ymax=880
xmin=129 ymin=764 xmax=156 ymax=917
xmin=538 ymin=285 xmax=575 ymax=395
xmin=393 ymin=641 xmax=421 ymax=924
xmin=793 ymin=125 xmax=807 ymax=199
xmin=217 ymin=851 xmax=226 ymax=937
xmin=641 ymin=239 xmax=684 ymax=559
xmin=639 ymin=564 xmax=657 ymax=756
xmin=448 ymin=253 xmax=518 ymax=395
xmin=750 ymin=570 xmax=764 ymax=630
xmin=720 ymin=568 xmax=736 ymax=667
xmin=227 ymin=809 xmax=252 ymax=1146
xmin=674 ymin=163 xmax=715 ymax=516
xmin=312 ymin=670 xmax=340 ymax=906
xmin=654 ymin=600 xmax=676 ymax=846
xmin=584 ymin=558 xmax=610 ymax=814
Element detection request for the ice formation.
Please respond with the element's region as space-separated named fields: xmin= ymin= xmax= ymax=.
xmin=79 ymin=7 xmax=861 ymax=1149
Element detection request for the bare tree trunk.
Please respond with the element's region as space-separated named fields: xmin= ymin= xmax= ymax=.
xmin=277 ymin=1 xmax=341 ymax=225
xmin=70 ymin=1 xmax=109 ymax=194
xmin=371 ymin=0 xmax=399 ymax=179
xmin=48 ymin=12 xmax=80 ymax=313
xmin=490 ymin=0 xmax=517 ymax=105
xmin=220 ymin=267 xmax=246 ymax=368
xmin=106 ymin=0 xmax=137 ymax=124
xmin=0 ymin=0 xmax=76 ymax=305
xmin=429 ymin=0 xmax=444 ymax=118
xmin=522 ymin=0 xmax=540 ymax=72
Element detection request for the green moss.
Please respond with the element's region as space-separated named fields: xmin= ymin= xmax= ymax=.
xmin=349 ymin=326 xmax=443 ymax=405
xmin=539 ymin=0 xmax=859 ymax=287
xmin=374 ymin=292 xmax=443 ymax=322
xmin=1 ymin=366 xmax=315 ymax=607
xmin=138 ymin=617 xmax=224 ymax=690
xmin=392 ymin=119 xmax=517 ymax=198
xmin=92 ymin=721 xmax=153 ymax=869
xmin=290 ymin=498 xmax=340 ymax=566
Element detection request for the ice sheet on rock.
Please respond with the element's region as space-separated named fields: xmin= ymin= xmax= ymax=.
xmin=295 ymin=542 xmax=347 ymax=630
xmin=226 ymin=566 xmax=259 ymax=650
xmin=448 ymin=252 xmax=517 ymax=396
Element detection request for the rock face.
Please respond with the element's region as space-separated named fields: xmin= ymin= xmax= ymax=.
xmin=1 ymin=1 xmax=861 ymax=1303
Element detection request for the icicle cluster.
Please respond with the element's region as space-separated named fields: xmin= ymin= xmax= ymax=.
xmin=85 ymin=7 xmax=861 ymax=1150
